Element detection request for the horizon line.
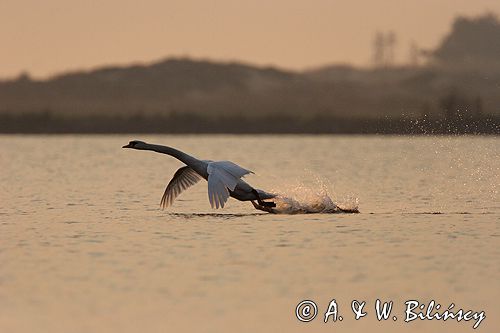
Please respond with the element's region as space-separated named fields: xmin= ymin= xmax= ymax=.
xmin=0 ymin=55 xmax=382 ymax=82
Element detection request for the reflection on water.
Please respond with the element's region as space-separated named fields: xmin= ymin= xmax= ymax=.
xmin=169 ymin=212 xmax=265 ymax=218
xmin=0 ymin=135 xmax=498 ymax=333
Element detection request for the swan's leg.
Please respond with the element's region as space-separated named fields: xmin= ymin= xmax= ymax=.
xmin=251 ymin=200 xmax=276 ymax=213
xmin=251 ymin=189 xmax=276 ymax=207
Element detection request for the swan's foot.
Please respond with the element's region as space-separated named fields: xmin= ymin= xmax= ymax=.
xmin=251 ymin=200 xmax=276 ymax=213
xmin=251 ymin=189 xmax=276 ymax=208
xmin=260 ymin=200 xmax=276 ymax=207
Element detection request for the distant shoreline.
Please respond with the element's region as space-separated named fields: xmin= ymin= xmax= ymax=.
xmin=1 ymin=115 xmax=498 ymax=135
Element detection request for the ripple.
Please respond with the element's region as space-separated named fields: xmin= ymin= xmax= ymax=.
xmin=168 ymin=212 xmax=265 ymax=219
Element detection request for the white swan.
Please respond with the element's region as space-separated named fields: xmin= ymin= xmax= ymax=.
xmin=122 ymin=140 xmax=276 ymax=210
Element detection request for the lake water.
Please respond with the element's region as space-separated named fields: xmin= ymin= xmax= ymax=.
xmin=1 ymin=135 xmax=498 ymax=333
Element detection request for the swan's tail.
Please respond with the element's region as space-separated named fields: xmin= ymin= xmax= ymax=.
xmin=255 ymin=189 xmax=276 ymax=200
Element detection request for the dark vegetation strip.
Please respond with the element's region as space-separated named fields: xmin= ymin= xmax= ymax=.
xmin=0 ymin=113 xmax=498 ymax=135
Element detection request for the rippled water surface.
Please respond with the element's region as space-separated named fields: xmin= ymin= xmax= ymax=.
xmin=1 ymin=135 xmax=499 ymax=332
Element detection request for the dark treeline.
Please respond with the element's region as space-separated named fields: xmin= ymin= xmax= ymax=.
xmin=1 ymin=13 xmax=500 ymax=134
xmin=1 ymin=112 xmax=497 ymax=135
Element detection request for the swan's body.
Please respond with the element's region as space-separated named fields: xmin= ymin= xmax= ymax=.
xmin=122 ymin=140 xmax=276 ymax=210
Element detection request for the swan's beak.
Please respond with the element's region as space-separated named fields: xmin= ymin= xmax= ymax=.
xmin=122 ymin=143 xmax=132 ymax=148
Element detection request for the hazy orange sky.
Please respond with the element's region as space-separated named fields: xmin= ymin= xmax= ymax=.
xmin=1 ymin=0 xmax=499 ymax=79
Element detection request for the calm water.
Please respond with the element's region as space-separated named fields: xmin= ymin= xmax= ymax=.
xmin=1 ymin=135 xmax=499 ymax=333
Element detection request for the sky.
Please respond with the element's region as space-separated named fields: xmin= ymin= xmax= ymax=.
xmin=1 ymin=0 xmax=499 ymax=79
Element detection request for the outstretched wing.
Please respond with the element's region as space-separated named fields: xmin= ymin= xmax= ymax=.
xmin=161 ymin=166 xmax=202 ymax=209
xmin=207 ymin=161 xmax=253 ymax=209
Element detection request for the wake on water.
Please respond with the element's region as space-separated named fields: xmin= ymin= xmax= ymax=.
xmin=268 ymin=181 xmax=359 ymax=214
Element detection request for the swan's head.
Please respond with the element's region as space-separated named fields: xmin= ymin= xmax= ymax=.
xmin=122 ymin=140 xmax=147 ymax=149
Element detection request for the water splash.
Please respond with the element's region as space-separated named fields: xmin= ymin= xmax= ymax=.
xmin=270 ymin=180 xmax=359 ymax=214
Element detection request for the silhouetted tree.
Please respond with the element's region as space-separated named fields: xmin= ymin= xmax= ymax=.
xmin=432 ymin=13 xmax=500 ymax=69
xmin=386 ymin=31 xmax=397 ymax=65
xmin=439 ymin=88 xmax=476 ymax=123
xmin=17 ymin=71 xmax=32 ymax=82
xmin=408 ymin=41 xmax=420 ymax=66
xmin=474 ymin=96 xmax=483 ymax=118
xmin=373 ymin=32 xmax=385 ymax=67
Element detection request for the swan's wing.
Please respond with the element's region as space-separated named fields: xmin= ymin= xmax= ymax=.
xmin=209 ymin=161 xmax=253 ymax=180
xmin=207 ymin=173 xmax=230 ymax=209
xmin=161 ymin=166 xmax=202 ymax=209
xmin=206 ymin=161 xmax=253 ymax=209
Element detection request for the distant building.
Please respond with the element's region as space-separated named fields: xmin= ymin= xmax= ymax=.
xmin=372 ymin=31 xmax=397 ymax=68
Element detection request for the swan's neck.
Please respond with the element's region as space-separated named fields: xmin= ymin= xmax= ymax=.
xmin=143 ymin=144 xmax=200 ymax=167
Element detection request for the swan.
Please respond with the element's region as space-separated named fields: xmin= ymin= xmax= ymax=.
xmin=122 ymin=140 xmax=276 ymax=210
